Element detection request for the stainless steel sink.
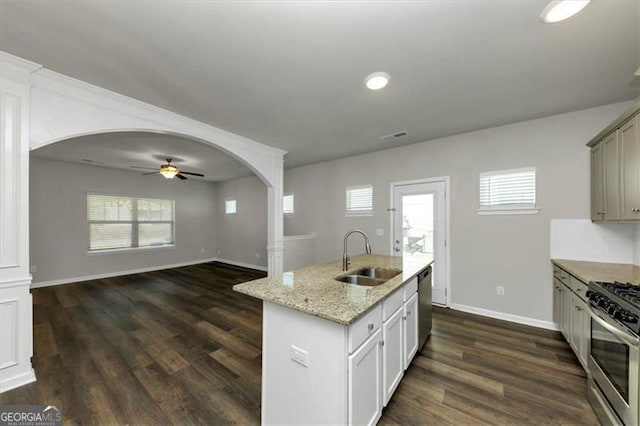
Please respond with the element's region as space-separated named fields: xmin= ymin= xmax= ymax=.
xmin=335 ymin=274 xmax=387 ymax=287
xmin=335 ymin=267 xmax=401 ymax=287
xmin=353 ymin=267 xmax=402 ymax=280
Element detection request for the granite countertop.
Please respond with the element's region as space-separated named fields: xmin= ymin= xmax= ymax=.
xmin=233 ymin=254 xmax=433 ymax=325
xmin=552 ymin=259 xmax=640 ymax=285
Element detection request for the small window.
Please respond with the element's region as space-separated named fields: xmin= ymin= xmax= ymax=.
xmin=283 ymin=194 xmax=294 ymax=215
xmin=478 ymin=167 xmax=538 ymax=215
xmin=225 ymin=199 xmax=237 ymax=215
xmin=346 ymin=185 xmax=373 ymax=216
xmin=87 ymin=194 xmax=174 ymax=252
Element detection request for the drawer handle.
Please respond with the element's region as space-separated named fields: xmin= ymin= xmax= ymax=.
xmin=367 ymin=323 xmax=374 ymax=332
xmin=633 ymin=208 xmax=640 ymax=213
xmin=576 ymin=288 xmax=582 ymax=292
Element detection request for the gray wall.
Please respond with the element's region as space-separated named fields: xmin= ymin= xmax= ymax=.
xmin=215 ymin=174 xmax=268 ymax=268
xmin=222 ymin=101 xmax=631 ymax=323
xmin=30 ymin=157 xmax=218 ymax=284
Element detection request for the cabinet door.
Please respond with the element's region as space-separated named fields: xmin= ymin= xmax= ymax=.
xmin=382 ymin=307 xmax=404 ymax=407
xmin=621 ymin=116 xmax=640 ymax=220
xmin=570 ymin=293 xmax=582 ymax=356
xmin=560 ymin=284 xmax=571 ymax=342
xmin=403 ymin=292 xmax=419 ymax=370
xmin=553 ymin=278 xmax=563 ymax=325
xmin=591 ymin=143 xmax=604 ymax=221
xmin=603 ymin=132 xmax=620 ymax=220
xmin=348 ymin=329 xmax=382 ymax=426
xmin=578 ymin=297 xmax=589 ymax=368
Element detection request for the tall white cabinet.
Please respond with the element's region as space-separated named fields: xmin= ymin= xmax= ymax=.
xmin=0 ymin=54 xmax=39 ymax=392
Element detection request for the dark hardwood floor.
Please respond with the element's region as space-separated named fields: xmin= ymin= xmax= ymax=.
xmin=1 ymin=263 xmax=598 ymax=425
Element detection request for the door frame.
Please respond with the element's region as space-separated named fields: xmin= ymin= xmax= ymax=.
xmin=389 ymin=176 xmax=451 ymax=307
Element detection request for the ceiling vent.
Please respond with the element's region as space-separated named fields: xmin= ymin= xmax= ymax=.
xmin=380 ymin=131 xmax=408 ymax=142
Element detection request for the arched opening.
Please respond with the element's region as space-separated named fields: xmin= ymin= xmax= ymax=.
xmin=29 ymin=130 xmax=272 ymax=286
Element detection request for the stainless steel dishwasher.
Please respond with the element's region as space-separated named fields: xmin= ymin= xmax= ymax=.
xmin=417 ymin=265 xmax=433 ymax=350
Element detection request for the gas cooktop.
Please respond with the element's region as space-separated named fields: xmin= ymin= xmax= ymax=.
xmin=588 ymin=281 xmax=640 ymax=336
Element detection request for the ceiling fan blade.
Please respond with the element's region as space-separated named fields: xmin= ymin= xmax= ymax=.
xmin=176 ymin=173 xmax=188 ymax=180
xmin=142 ymin=172 xmax=160 ymax=176
xmin=179 ymin=171 xmax=205 ymax=177
xmin=130 ymin=166 xmax=158 ymax=170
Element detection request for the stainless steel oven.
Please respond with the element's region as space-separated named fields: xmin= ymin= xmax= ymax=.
xmin=588 ymin=306 xmax=639 ymax=426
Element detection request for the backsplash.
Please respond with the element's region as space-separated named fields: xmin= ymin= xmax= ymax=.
xmin=550 ymin=219 xmax=636 ymax=264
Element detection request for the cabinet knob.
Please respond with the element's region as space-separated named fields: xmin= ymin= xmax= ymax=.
xmin=402 ymin=316 xmax=407 ymax=321
xmin=407 ymin=311 xmax=411 ymax=316
xmin=380 ymin=340 xmax=385 ymax=347
xmin=576 ymin=288 xmax=582 ymax=292
xmin=367 ymin=323 xmax=374 ymax=332
xmin=633 ymin=208 xmax=640 ymax=212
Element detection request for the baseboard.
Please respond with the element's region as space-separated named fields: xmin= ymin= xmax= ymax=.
xmin=214 ymin=258 xmax=268 ymax=272
xmin=30 ymin=258 xmax=218 ymax=288
xmin=0 ymin=368 xmax=36 ymax=393
xmin=450 ymin=303 xmax=560 ymax=331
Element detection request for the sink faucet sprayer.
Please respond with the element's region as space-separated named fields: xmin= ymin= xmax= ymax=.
xmin=343 ymin=229 xmax=372 ymax=271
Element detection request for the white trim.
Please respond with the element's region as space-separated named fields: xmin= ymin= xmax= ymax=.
xmin=450 ymin=303 xmax=560 ymax=331
xmin=30 ymin=257 xmax=218 ymax=288
xmin=477 ymin=208 xmax=540 ymax=215
xmin=389 ymin=176 xmax=451 ymax=308
xmin=0 ymin=368 xmax=36 ymax=393
xmin=215 ymin=258 xmax=269 ymax=272
xmin=283 ymin=233 xmax=318 ymax=241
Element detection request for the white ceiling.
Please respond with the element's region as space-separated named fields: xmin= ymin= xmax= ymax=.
xmin=31 ymin=132 xmax=253 ymax=182
xmin=2 ymin=1 xmax=639 ymax=171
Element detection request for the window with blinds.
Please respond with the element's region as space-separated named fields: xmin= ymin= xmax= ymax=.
xmin=87 ymin=194 xmax=175 ymax=251
xmin=225 ymin=199 xmax=237 ymax=214
xmin=479 ymin=167 xmax=536 ymax=212
xmin=346 ymin=185 xmax=373 ymax=215
xmin=283 ymin=194 xmax=294 ymax=215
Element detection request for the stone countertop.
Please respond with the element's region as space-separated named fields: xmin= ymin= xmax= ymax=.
xmin=552 ymin=259 xmax=640 ymax=285
xmin=233 ymin=254 xmax=433 ymax=325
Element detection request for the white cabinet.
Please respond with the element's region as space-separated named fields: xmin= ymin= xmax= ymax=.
xmin=553 ymin=278 xmax=563 ymax=325
xmin=621 ymin=115 xmax=640 ymax=220
xmin=569 ymin=292 xmax=589 ymax=369
xmin=560 ymin=282 xmax=572 ymax=342
xmin=403 ymin=292 xmax=419 ymax=369
xmin=382 ymin=307 xmax=404 ymax=406
xmin=348 ymin=329 xmax=383 ymax=426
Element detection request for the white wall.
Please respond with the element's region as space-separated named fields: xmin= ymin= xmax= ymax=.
xmin=30 ymin=157 xmax=218 ymax=285
xmin=215 ymin=174 xmax=268 ymax=268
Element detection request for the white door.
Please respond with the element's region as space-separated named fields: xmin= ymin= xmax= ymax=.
xmin=392 ymin=180 xmax=448 ymax=305
xmin=348 ymin=329 xmax=383 ymax=426
xmin=403 ymin=292 xmax=419 ymax=369
xmin=382 ymin=307 xmax=404 ymax=406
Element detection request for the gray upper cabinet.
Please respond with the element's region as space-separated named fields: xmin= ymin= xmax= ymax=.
xmin=621 ymin=115 xmax=640 ymax=220
xmin=589 ymin=102 xmax=640 ymax=222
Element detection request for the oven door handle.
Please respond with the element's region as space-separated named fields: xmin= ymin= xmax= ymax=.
xmin=588 ymin=306 xmax=640 ymax=348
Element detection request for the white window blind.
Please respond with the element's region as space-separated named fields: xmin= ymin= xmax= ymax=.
xmin=87 ymin=194 xmax=174 ymax=251
xmin=479 ymin=167 xmax=536 ymax=210
xmin=225 ymin=199 xmax=237 ymax=214
xmin=283 ymin=194 xmax=294 ymax=215
xmin=346 ymin=185 xmax=373 ymax=215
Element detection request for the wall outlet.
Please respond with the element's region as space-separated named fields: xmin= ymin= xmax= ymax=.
xmin=290 ymin=345 xmax=308 ymax=367
xmin=217 ymin=250 xmax=221 ymax=255
xmin=496 ymin=286 xmax=505 ymax=296
xmin=255 ymin=252 xmax=261 ymax=259
xmin=30 ymin=265 xmax=37 ymax=273
xmin=376 ymin=229 xmax=384 ymax=237
xmin=200 ymin=248 xmax=205 ymax=254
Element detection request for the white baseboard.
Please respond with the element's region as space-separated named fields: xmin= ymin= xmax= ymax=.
xmin=214 ymin=258 xmax=268 ymax=272
xmin=0 ymin=368 xmax=36 ymax=393
xmin=30 ymin=258 xmax=218 ymax=288
xmin=450 ymin=303 xmax=560 ymax=331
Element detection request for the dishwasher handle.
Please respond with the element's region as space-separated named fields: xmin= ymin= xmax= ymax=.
xmin=418 ymin=266 xmax=431 ymax=283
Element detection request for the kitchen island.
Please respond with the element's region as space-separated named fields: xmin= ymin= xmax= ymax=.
xmin=234 ymin=253 xmax=433 ymax=426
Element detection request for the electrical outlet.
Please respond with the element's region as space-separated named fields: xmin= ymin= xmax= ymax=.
xmin=496 ymin=286 xmax=505 ymax=296
xmin=255 ymin=252 xmax=261 ymax=259
xmin=200 ymin=248 xmax=205 ymax=254
xmin=217 ymin=250 xmax=221 ymax=255
xmin=290 ymin=345 xmax=308 ymax=367
xmin=376 ymin=229 xmax=384 ymax=237
xmin=30 ymin=265 xmax=37 ymax=273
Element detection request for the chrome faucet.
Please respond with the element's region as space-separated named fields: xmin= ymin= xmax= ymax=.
xmin=343 ymin=229 xmax=372 ymax=271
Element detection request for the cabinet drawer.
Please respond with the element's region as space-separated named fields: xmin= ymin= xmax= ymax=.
xmin=570 ymin=276 xmax=588 ymax=302
xmin=349 ymin=304 xmax=382 ymax=353
xmin=553 ymin=265 xmax=570 ymax=285
xmin=403 ymin=277 xmax=418 ymax=301
xmin=382 ymin=289 xmax=404 ymax=322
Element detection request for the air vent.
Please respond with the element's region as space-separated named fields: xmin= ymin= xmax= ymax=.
xmin=380 ymin=131 xmax=408 ymax=142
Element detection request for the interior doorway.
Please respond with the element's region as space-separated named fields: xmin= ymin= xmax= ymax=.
xmin=391 ymin=178 xmax=450 ymax=306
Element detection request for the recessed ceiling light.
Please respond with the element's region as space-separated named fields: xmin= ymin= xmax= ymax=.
xmin=540 ymin=0 xmax=591 ymax=23
xmin=365 ymin=72 xmax=390 ymax=90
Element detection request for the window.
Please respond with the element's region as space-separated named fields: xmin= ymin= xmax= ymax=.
xmin=346 ymin=185 xmax=373 ymax=215
xmin=87 ymin=194 xmax=174 ymax=252
xmin=225 ymin=199 xmax=237 ymax=214
xmin=478 ymin=167 xmax=538 ymax=214
xmin=283 ymin=194 xmax=294 ymax=215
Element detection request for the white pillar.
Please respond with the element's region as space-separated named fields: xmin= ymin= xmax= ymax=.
xmin=267 ymin=154 xmax=284 ymax=276
xmin=0 ymin=52 xmax=40 ymax=392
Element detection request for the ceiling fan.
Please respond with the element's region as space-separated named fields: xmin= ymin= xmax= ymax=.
xmin=130 ymin=158 xmax=204 ymax=180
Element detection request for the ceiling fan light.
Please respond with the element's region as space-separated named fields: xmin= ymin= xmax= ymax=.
xmin=540 ymin=0 xmax=591 ymax=23
xmin=160 ymin=165 xmax=179 ymax=179
xmin=364 ymin=72 xmax=390 ymax=90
